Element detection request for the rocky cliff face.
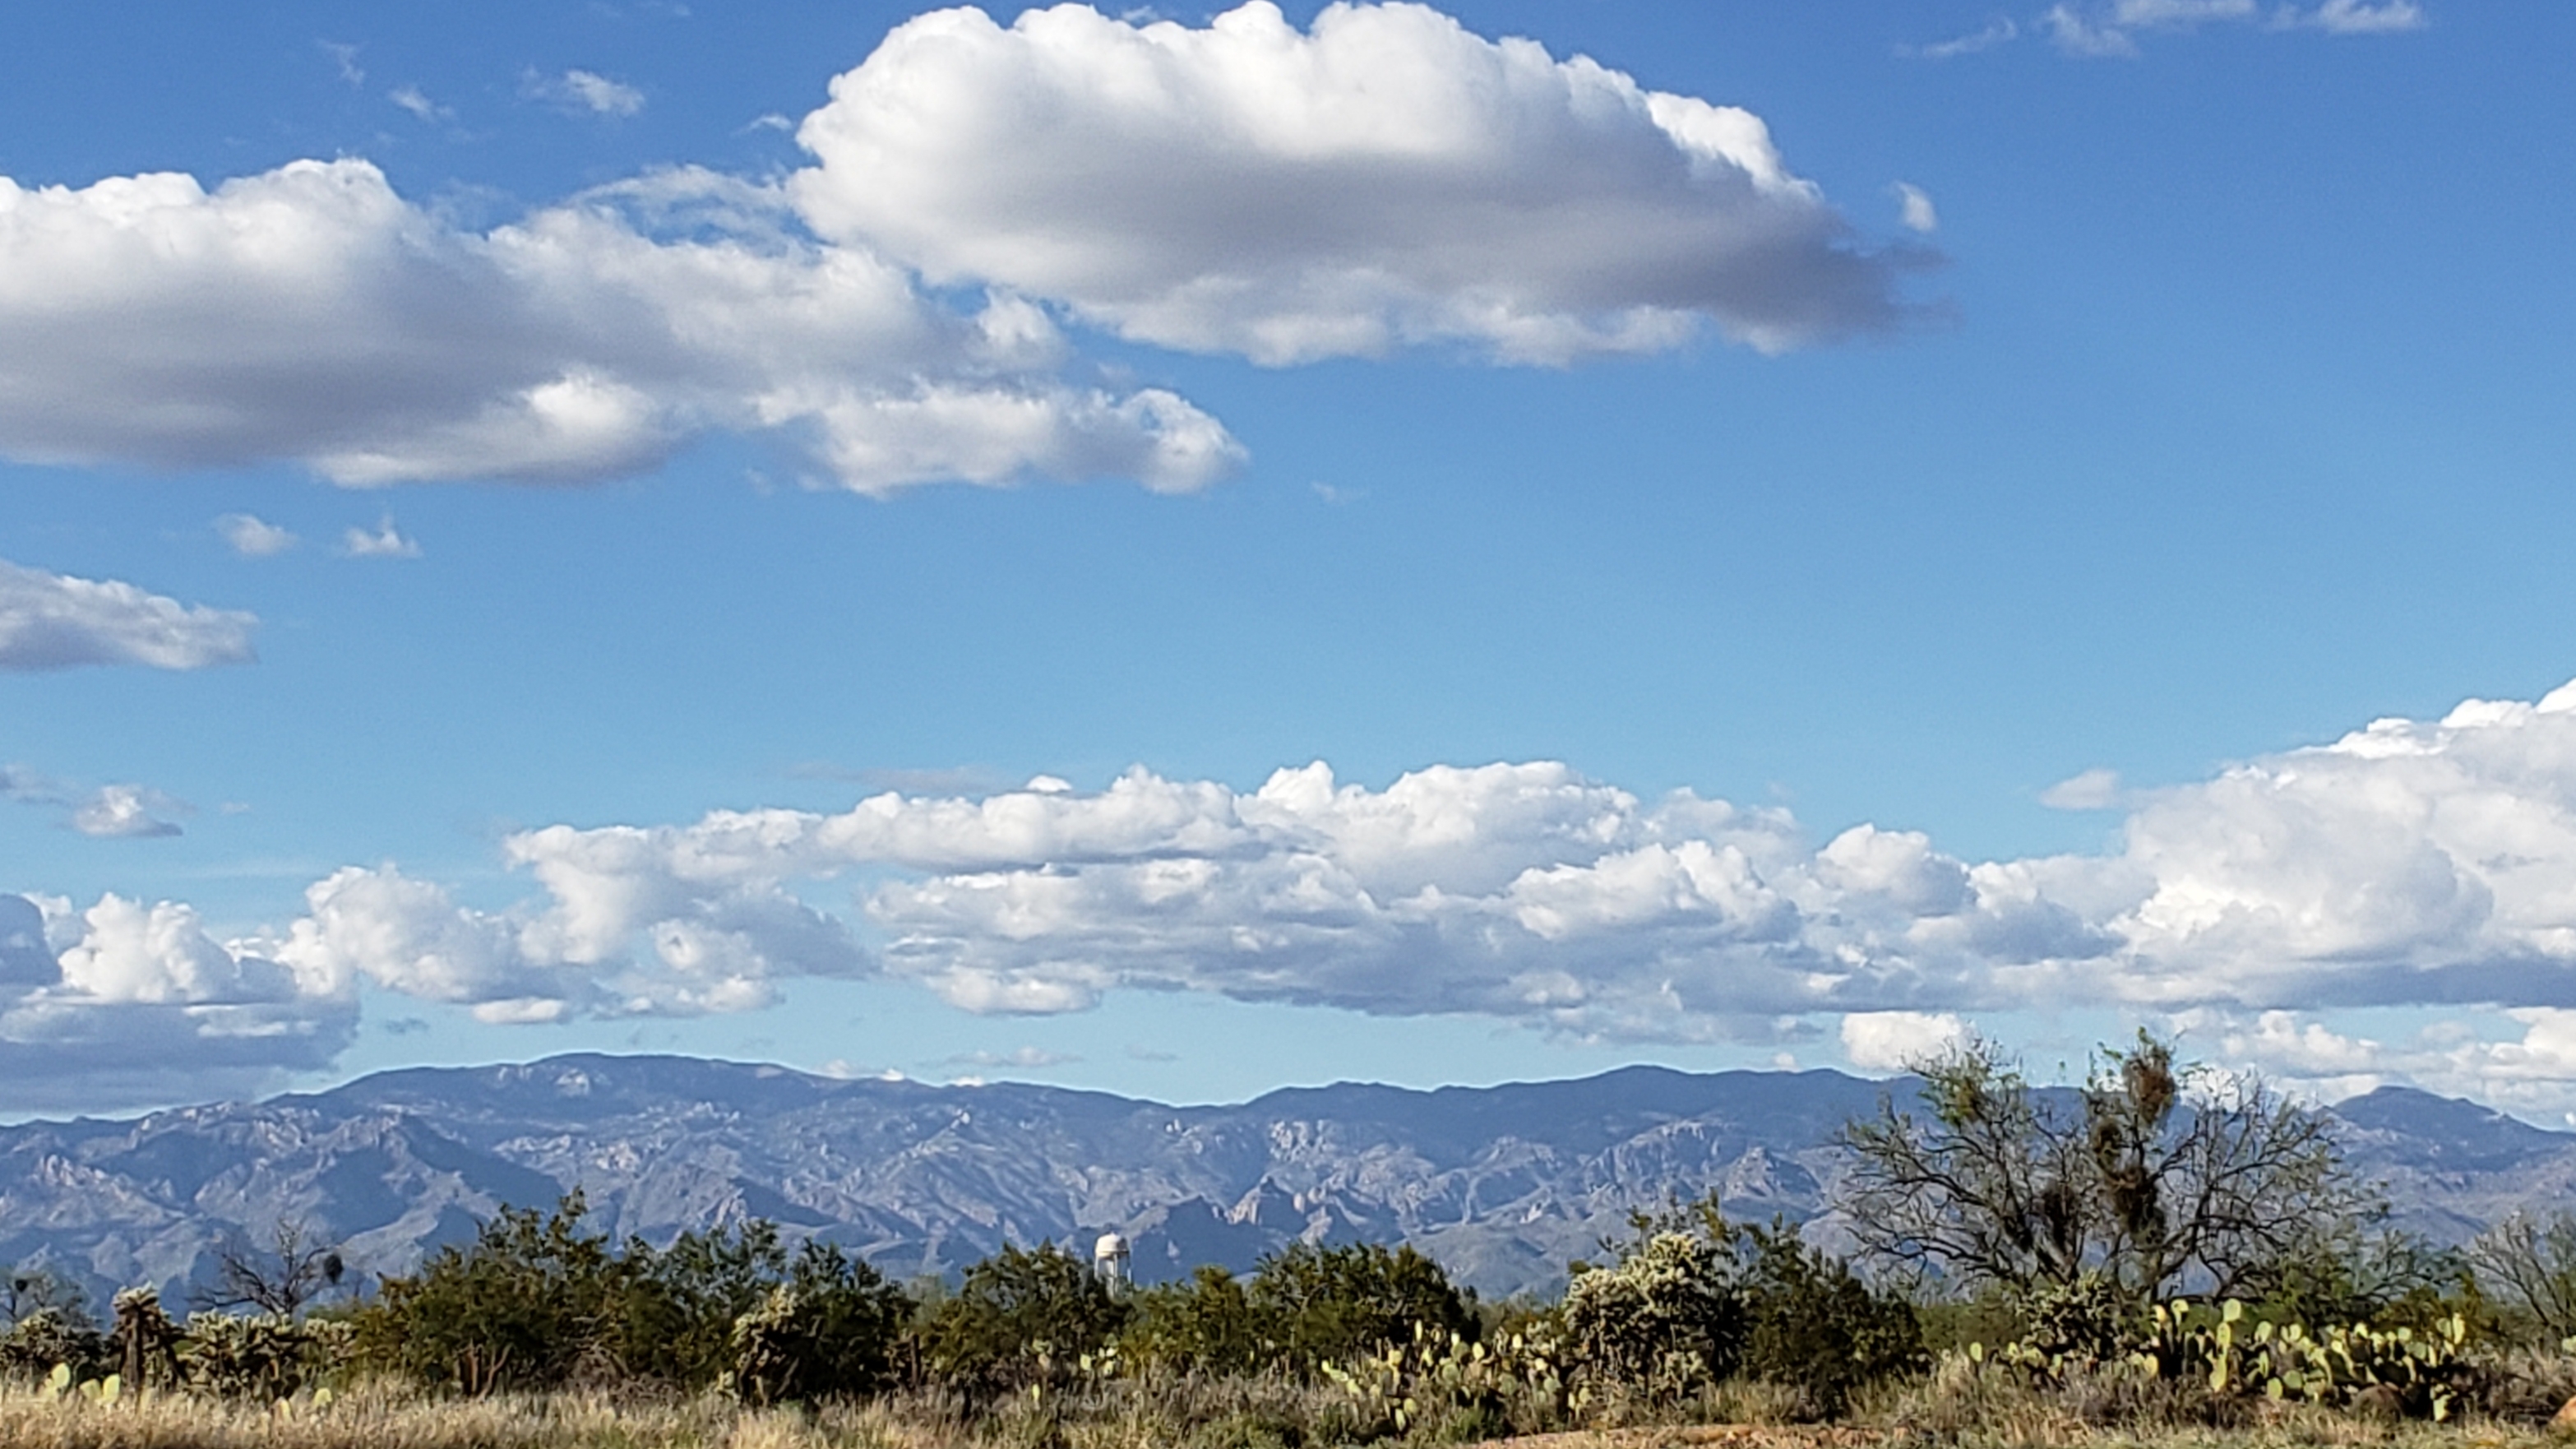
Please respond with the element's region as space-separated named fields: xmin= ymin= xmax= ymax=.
xmin=0 ymin=1055 xmax=2565 ymax=1308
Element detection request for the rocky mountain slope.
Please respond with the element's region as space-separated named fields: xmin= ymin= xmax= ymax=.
xmin=0 ymin=1055 xmax=2566 ymax=1308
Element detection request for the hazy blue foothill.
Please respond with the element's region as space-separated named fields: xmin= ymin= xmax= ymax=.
xmin=0 ymin=1053 xmax=2564 ymax=1312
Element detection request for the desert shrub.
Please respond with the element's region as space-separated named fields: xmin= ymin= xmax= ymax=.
xmin=617 ymin=1218 xmax=807 ymax=1387
xmin=353 ymin=1192 xmax=635 ymax=1393
xmin=354 ymin=1193 xmax=910 ymax=1400
xmin=2248 ymin=1224 xmax=2466 ymax=1340
xmin=1316 ymin=1320 xmax=1575 ymax=1440
xmin=913 ymin=1241 xmax=1126 ymax=1391
xmin=723 ymin=1243 xmax=912 ymax=1405
xmin=2015 ymin=1271 xmax=2134 ymax=1363
xmin=1246 ymin=1242 xmax=1475 ymax=1373
xmin=1913 ymin=1289 xmax=2023 ymax=1356
xmin=1557 ymin=1201 xmax=1923 ymax=1419
xmin=1978 ymin=1295 xmax=2486 ymax=1423
xmin=1123 ymin=1265 xmax=1266 ymax=1375
xmin=1734 ymin=1219 xmax=1926 ymax=1416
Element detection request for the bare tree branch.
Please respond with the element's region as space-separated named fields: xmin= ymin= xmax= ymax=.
xmin=190 ymin=1220 xmax=349 ymax=1316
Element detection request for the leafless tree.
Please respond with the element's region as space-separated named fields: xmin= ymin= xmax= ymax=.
xmin=191 ymin=1220 xmax=349 ymax=1316
xmin=0 ymin=1265 xmax=90 ymax=1329
xmin=2467 ymin=1210 xmax=2576 ymax=1340
xmin=1836 ymin=1031 xmax=2380 ymax=1304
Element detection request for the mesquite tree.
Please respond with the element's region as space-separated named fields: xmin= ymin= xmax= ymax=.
xmin=1836 ymin=1031 xmax=2378 ymax=1307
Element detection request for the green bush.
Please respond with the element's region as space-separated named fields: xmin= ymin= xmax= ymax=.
xmin=2015 ymin=1271 xmax=2134 ymax=1363
xmin=618 ymin=1217 xmax=812 ymax=1387
xmin=1124 ymin=1265 xmax=1266 ymax=1375
xmin=723 ymin=1243 xmax=913 ymax=1405
xmin=1246 ymin=1241 xmax=1475 ymax=1373
xmin=1556 ymin=1201 xmax=1923 ymax=1419
xmin=354 ymin=1192 xmax=631 ymax=1393
xmin=914 ymin=1241 xmax=1127 ymax=1391
xmin=1734 ymin=1220 xmax=1925 ymax=1416
xmin=354 ymin=1193 xmax=912 ymax=1400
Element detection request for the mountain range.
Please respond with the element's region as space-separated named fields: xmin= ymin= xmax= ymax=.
xmin=0 ymin=1053 xmax=2569 ymax=1309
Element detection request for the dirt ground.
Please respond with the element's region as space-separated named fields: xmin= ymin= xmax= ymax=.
xmin=1470 ymin=1428 xmax=1908 ymax=1449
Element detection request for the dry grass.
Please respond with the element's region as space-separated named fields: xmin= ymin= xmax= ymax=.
xmin=0 ymin=1376 xmax=2564 ymax=1449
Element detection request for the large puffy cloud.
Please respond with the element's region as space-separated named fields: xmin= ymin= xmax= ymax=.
xmin=263 ymin=763 xmax=2065 ymax=1039
xmin=2100 ymin=684 xmax=2576 ymax=1009
xmin=39 ymin=676 xmax=2576 ymax=1109
xmin=793 ymin=2 xmax=1921 ymax=365
xmin=0 ymin=559 xmax=255 ymax=670
xmin=0 ymin=858 xmax=868 ymax=1105
xmin=0 ymin=162 xmax=1238 ymax=494
xmin=271 ymin=675 xmax=2576 ymax=1048
xmin=0 ymin=3 xmax=1922 ymax=490
xmin=0 ymin=892 xmax=354 ymax=1110
xmin=253 ymin=863 xmax=871 ymax=1022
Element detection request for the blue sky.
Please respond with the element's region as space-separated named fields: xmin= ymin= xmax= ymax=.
xmin=8 ymin=0 xmax=2576 ymax=1120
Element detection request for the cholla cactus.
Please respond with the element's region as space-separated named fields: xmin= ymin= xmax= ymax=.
xmin=112 ymin=1289 xmax=180 ymax=1391
xmin=1560 ymin=1231 xmax=1742 ymax=1398
xmin=178 ymin=1312 xmax=348 ymax=1400
xmin=726 ymin=1285 xmax=807 ymax=1406
xmin=0 ymin=1307 xmax=108 ymax=1382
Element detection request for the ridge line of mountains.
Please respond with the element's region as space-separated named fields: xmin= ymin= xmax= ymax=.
xmin=1 ymin=1053 xmax=2569 ymax=1307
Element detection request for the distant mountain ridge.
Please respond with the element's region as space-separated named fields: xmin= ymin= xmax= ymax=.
xmin=0 ymin=1054 xmax=2568 ymax=1308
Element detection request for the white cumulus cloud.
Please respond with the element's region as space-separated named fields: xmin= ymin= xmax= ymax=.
xmin=791 ymin=2 xmax=1924 ymax=365
xmin=1840 ymin=1010 xmax=1969 ymax=1072
xmin=35 ymin=675 xmax=2576 ymax=1112
xmin=0 ymin=892 xmax=355 ymax=1109
xmin=0 ymin=559 xmax=256 ymax=671
xmin=341 ymin=674 xmax=2576 ymax=1058
xmin=0 ymin=160 xmax=1240 ymax=496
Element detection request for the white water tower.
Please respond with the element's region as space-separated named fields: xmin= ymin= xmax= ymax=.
xmin=1093 ymin=1231 xmax=1131 ymax=1288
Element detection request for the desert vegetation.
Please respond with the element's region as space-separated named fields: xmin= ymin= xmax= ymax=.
xmin=1 ymin=1035 xmax=2574 ymax=1448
